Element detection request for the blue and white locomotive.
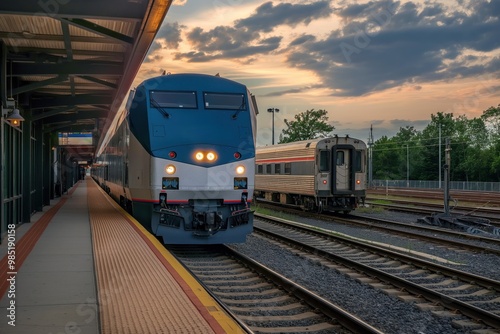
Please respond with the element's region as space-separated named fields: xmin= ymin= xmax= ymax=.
xmin=92 ymin=73 xmax=257 ymax=244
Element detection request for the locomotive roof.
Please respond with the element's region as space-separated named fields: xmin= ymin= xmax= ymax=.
xmin=139 ymin=73 xmax=248 ymax=92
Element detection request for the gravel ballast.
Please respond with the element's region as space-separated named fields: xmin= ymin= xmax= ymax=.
xmin=230 ymin=208 xmax=500 ymax=334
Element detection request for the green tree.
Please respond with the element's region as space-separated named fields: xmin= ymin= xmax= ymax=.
xmin=481 ymin=104 xmax=500 ymax=138
xmin=481 ymin=104 xmax=500 ymax=180
xmin=372 ymin=136 xmax=402 ymax=180
xmin=371 ymin=104 xmax=499 ymax=183
xmin=418 ymin=112 xmax=455 ymax=180
xmin=392 ymin=126 xmax=420 ymax=180
xmin=278 ymin=109 xmax=334 ymax=144
xmin=454 ymin=115 xmax=490 ymax=181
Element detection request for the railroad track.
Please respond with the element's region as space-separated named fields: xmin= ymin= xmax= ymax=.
xmin=366 ymin=200 xmax=500 ymax=226
xmin=367 ymin=188 xmax=500 ymax=207
xmin=256 ymin=200 xmax=500 ymax=254
xmin=254 ymin=213 xmax=500 ymax=332
xmin=337 ymin=214 xmax=500 ymax=255
xmin=168 ymin=244 xmax=382 ymax=334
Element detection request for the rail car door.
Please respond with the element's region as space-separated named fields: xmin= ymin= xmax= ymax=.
xmin=333 ymin=146 xmax=354 ymax=192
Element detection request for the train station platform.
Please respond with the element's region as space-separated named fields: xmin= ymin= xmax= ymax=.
xmin=0 ymin=179 xmax=243 ymax=334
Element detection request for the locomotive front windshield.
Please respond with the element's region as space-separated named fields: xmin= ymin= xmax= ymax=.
xmin=149 ymin=91 xmax=246 ymax=111
xmin=204 ymin=93 xmax=246 ymax=110
xmin=150 ymin=91 xmax=197 ymax=108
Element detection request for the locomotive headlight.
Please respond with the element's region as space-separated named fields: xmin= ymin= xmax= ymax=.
xmin=236 ymin=165 xmax=245 ymax=174
xmin=207 ymin=152 xmax=216 ymax=161
xmin=195 ymin=152 xmax=204 ymax=160
xmin=166 ymin=165 xmax=176 ymax=174
xmin=356 ymin=179 xmax=361 ymax=185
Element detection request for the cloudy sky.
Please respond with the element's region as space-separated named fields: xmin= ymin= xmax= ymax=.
xmin=135 ymin=0 xmax=500 ymax=146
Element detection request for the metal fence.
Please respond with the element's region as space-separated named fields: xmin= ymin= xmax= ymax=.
xmin=372 ymin=180 xmax=500 ymax=192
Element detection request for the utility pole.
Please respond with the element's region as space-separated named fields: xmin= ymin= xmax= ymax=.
xmin=443 ymin=137 xmax=451 ymax=216
xmin=267 ymin=108 xmax=279 ymax=145
xmin=406 ymin=144 xmax=409 ymax=188
xmin=439 ymin=123 xmax=442 ymax=189
xmin=368 ymin=125 xmax=373 ymax=188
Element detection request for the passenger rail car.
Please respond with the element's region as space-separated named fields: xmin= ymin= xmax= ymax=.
xmin=255 ymin=136 xmax=366 ymax=213
xmin=92 ymin=73 xmax=257 ymax=244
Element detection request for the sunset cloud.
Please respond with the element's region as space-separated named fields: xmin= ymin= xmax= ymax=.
xmin=139 ymin=0 xmax=500 ymax=144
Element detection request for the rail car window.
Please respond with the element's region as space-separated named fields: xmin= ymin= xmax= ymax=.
xmin=150 ymin=91 xmax=197 ymax=108
xmin=204 ymin=93 xmax=246 ymax=110
xmin=274 ymin=164 xmax=281 ymax=174
xmin=257 ymin=165 xmax=263 ymax=174
xmin=355 ymin=151 xmax=363 ymax=171
xmin=266 ymin=164 xmax=271 ymax=174
xmin=284 ymin=163 xmax=291 ymax=174
xmin=319 ymin=150 xmax=330 ymax=171
xmin=336 ymin=151 xmax=345 ymax=166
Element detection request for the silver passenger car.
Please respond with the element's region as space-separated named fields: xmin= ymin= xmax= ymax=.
xmin=255 ymin=136 xmax=366 ymax=213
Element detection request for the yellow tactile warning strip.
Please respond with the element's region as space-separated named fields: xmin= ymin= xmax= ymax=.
xmin=87 ymin=179 xmax=244 ymax=334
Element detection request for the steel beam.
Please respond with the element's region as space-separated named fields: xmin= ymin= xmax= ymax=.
xmin=0 ymin=1 xmax=145 ymax=21
xmin=62 ymin=18 xmax=134 ymax=44
xmin=12 ymin=61 xmax=123 ymax=76
xmin=30 ymin=94 xmax=113 ymax=109
xmin=12 ymin=75 xmax=68 ymax=95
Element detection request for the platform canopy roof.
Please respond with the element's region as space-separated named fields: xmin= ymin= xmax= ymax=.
xmin=0 ymin=0 xmax=171 ymax=162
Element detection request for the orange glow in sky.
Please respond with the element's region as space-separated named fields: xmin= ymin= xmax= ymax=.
xmin=134 ymin=0 xmax=499 ymax=145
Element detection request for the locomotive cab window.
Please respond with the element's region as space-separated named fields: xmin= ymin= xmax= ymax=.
xmin=150 ymin=91 xmax=197 ymax=108
xmin=319 ymin=150 xmax=330 ymax=172
xmin=204 ymin=93 xmax=246 ymax=110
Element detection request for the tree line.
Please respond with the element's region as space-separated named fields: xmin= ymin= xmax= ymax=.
xmin=277 ymin=105 xmax=500 ymax=182
xmin=371 ymin=105 xmax=500 ymax=182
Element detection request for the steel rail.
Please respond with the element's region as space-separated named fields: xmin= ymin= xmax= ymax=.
xmin=170 ymin=244 xmax=383 ymax=334
xmin=335 ymin=215 xmax=500 ymax=255
xmin=222 ymin=245 xmax=384 ymax=334
xmin=168 ymin=247 xmax=254 ymax=334
xmin=255 ymin=201 xmax=500 ymax=254
xmin=255 ymin=214 xmax=500 ymax=330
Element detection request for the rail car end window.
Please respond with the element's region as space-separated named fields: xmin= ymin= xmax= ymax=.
xmin=319 ymin=151 xmax=330 ymax=171
xmin=150 ymin=91 xmax=197 ymax=108
xmin=204 ymin=93 xmax=246 ymax=110
xmin=355 ymin=151 xmax=362 ymax=171
xmin=336 ymin=151 xmax=345 ymax=166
